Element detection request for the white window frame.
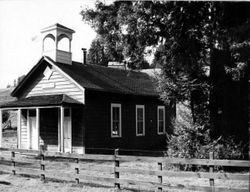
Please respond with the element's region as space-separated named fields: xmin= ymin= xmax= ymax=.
xmin=111 ymin=103 xmax=122 ymax=138
xmin=157 ymin=106 xmax=165 ymax=135
xmin=136 ymin=105 xmax=145 ymax=136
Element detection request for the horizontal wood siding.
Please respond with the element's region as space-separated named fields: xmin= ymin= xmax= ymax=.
xmin=72 ymin=107 xmax=85 ymax=148
xmin=20 ymin=64 xmax=84 ymax=103
xmin=20 ymin=110 xmax=28 ymax=149
xmin=84 ymin=90 xmax=173 ymax=150
xmin=56 ymin=50 xmax=72 ymax=65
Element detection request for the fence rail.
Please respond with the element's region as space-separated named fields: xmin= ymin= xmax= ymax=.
xmin=0 ymin=147 xmax=249 ymax=192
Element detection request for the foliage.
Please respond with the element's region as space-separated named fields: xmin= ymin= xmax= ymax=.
xmin=87 ymin=37 xmax=109 ymax=66
xmin=82 ymin=1 xmax=249 ymax=143
xmin=166 ymin=104 xmax=245 ymax=163
xmin=2 ymin=111 xmax=9 ymax=123
xmin=81 ymin=1 xmax=150 ymax=69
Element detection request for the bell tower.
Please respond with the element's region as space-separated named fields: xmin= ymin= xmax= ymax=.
xmin=41 ymin=23 xmax=75 ymax=65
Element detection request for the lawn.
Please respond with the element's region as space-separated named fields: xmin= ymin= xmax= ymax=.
xmin=0 ymin=173 xmax=128 ymax=192
xmin=0 ymin=132 xmax=249 ymax=192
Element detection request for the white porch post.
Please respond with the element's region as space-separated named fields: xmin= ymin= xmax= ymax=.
xmin=27 ymin=110 xmax=30 ymax=149
xmin=58 ymin=108 xmax=60 ymax=152
xmin=36 ymin=108 xmax=40 ymax=150
xmin=17 ymin=109 xmax=21 ymax=148
xmin=60 ymin=106 xmax=64 ymax=153
xmin=0 ymin=109 xmax=2 ymax=148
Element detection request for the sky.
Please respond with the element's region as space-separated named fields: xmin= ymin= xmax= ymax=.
xmin=0 ymin=0 xmax=107 ymax=88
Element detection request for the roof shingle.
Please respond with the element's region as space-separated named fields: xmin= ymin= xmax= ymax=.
xmin=46 ymin=57 xmax=159 ymax=96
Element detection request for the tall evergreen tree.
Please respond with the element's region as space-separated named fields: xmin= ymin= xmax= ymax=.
xmin=87 ymin=37 xmax=108 ymax=66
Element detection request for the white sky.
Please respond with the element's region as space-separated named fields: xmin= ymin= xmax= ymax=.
xmin=0 ymin=0 xmax=102 ymax=88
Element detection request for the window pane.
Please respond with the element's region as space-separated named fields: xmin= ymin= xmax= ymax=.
xmin=159 ymin=121 xmax=164 ymax=133
xmin=137 ymin=108 xmax=143 ymax=120
xmin=137 ymin=121 xmax=143 ymax=134
xmin=112 ymin=121 xmax=120 ymax=136
xmin=159 ymin=108 xmax=164 ymax=121
xmin=112 ymin=105 xmax=121 ymax=137
xmin=113 ymin=107 xmax=119 ymax=121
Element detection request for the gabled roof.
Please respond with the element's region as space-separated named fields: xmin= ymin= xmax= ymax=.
xmin=0 ymin=94 xmax=82 ymax=108
xmin=48 ymin=58 xmax=159 ymax=96
xmin=11 ymin=56 xmax=160 ymax=98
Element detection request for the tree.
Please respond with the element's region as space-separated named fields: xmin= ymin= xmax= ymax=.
xmin=81 ymin=1 xmax=250 ymax=147
xmin=87 ymin=37 xmax=108 ymax=66
xmin=81 ymin=1 xmax=150 ymax=69
xmin=17 ymin=75 xmax=25 ymax=85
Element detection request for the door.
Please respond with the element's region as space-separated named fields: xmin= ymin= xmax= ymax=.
xmin=63 ymin=108 xmax=72 ymax=153
xmin=28 ymin=109 xmax=38 ymax=150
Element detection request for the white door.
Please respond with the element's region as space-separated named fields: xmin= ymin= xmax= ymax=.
xmin=63 ymin=108 xmax=72 ymax=153
xmin=29 ymin=110 xmax=38 ymax=150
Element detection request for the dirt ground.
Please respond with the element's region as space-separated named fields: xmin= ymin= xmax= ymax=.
xmin=0 ymin=133 xmax=249 ymax=192
xmin=0 ymin=173 xmax=133 ymax=192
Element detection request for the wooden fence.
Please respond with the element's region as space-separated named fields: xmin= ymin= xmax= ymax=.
xmin=0 ymin=147 xmax=249 ymax=192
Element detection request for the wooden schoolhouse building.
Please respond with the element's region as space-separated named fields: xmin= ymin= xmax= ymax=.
xmin=0 ymin=24 xmax=174 ymax=154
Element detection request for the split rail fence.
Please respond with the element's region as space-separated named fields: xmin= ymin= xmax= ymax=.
xmin=0 ymin=147 xmax=249 ymax=192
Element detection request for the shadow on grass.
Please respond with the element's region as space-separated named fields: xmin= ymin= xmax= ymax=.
xmin=0 ymin=181 xmax=11 ymax=185
xmin=1 ymin=172 xmax=151 ymax=192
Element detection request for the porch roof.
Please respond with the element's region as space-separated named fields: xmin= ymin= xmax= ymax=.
xmin=0 ymin=94 xmax=82 ymax=109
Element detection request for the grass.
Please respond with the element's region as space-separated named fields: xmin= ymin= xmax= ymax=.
xmin=0 ymin=173 xmax=129 ymax=192
xmin=0 ymin=133 xmax=249 ymax=192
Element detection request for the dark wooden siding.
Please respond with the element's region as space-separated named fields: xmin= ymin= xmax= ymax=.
xmin=40 ymin=108 xmax=58 ymax=150
xmin=35 ymin=107 xmax=85 ymax=153
xmin=84 ymin=90 xmax=173 ymax=151
xmin=72 ymin=107 xmax=85 ymax=147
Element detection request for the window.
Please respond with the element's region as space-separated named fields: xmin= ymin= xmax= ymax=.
xmin=157 ymin=106 xmax=165 ymax=134
xmin=136 ymin=105 xmax=145 ymax=136
xmin=111 ymin=104 xmax=121 ymax=137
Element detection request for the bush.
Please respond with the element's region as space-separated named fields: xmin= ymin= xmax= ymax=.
xmin=166 ymin=103 xmax=245 ymax=166
xmin=213 ymin=137 xmax=246 ymax=160
xmin=2 ymin=111 xmax=9 ymax=123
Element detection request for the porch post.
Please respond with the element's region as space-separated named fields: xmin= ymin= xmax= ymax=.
xmin=36 ymin=108 xmax=40 ymax=150
xmin=17 ymin=109 xmax=21 ymax=148
xmin=60 ymin=106 xmax=64 ymax=152
xmin=58 ymin=108 xmax=60 ymax=152
xmin=0 ymin=109 xmax=2 ymax=148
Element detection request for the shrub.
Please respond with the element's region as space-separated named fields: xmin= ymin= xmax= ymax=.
xmin=166 ymin=103 xmax=245 ymax=170
xmin=2 ymin=111 xmax=9 ymax=123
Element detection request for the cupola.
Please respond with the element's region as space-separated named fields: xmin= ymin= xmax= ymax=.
xmin=41 ymin=23 xmax=75 ymax=65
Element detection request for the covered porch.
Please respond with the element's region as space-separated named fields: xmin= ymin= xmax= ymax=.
xmin=0 ymin=94 xmax=85 ymax=154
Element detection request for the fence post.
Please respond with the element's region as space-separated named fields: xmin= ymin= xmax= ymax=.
xmin=209 ymin=152 xmax=215 ymax=192
xmin=114 ymin=148 xmax=120 ymax=190
xmin=75 ymin=158 xmax=79 ymax=184
xmin=11 ymin=151 xmax=15 ymax=175
xmin=40 ymin=152 xmax=45 ymax=182
xmin=157 ymin=162 xmax=163 ymax=192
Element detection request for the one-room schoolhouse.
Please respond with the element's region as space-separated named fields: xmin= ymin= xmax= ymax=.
xmin=0 ymin=24 xmax=174 ymax=154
